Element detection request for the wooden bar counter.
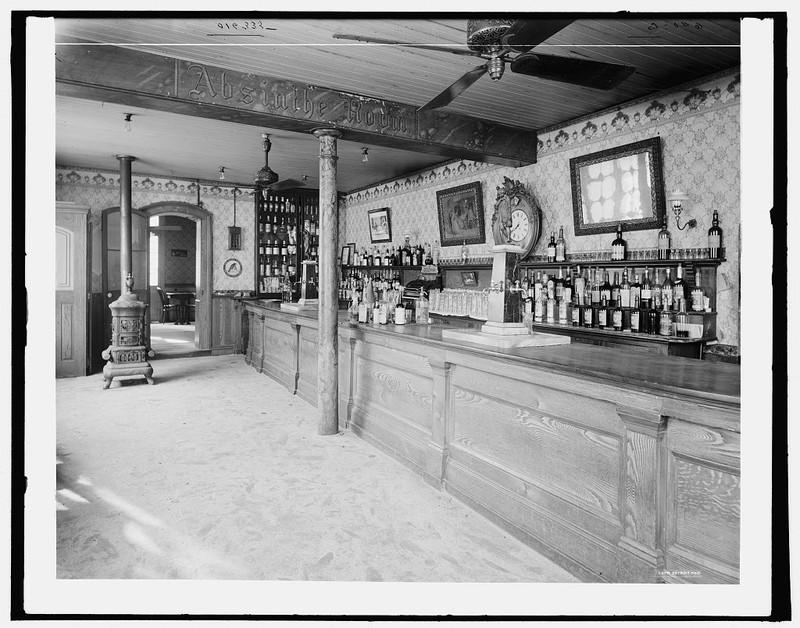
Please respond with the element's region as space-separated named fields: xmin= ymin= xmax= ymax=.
xmin=243 ymin=300 xmax=740 ymax=584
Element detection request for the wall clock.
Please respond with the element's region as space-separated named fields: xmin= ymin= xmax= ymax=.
xmin=490 ymin=177 xmax=542 ymax=258
xmin=223 ymin=258 xmax=243 ymax=277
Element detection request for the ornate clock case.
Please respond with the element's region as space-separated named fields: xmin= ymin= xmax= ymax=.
xmin=490 ymin=177 xmax=542 ymax=259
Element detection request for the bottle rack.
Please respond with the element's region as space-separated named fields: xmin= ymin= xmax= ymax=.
xmin=254 ymin=189 xmax=319 ymax=297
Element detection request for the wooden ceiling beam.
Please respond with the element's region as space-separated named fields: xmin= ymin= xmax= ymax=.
xmin=55 ymin=43 xmax=537 ymax=166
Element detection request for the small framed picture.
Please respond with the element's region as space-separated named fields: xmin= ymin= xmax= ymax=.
xmin=341 ymin=246 xmax=351 ymax=266
xmin=348 ymin=242 xmax=357 ymax=260
xmin=461 ymin=271 xmax=478 ymax=287
xmin=368 ymin=207 xmax=392 ymax=244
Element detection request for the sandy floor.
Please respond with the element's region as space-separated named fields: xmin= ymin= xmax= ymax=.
xmin=56 ymin=354 xmax=578 ymax=583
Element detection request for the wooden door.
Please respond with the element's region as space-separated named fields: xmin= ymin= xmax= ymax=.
xmin=56 ymin=203 xmax=90 ymax=378
xmin=193 ymin=214 xmax=211 ymax=350
xmin=101 ymin=208 xmax=150 ymax=349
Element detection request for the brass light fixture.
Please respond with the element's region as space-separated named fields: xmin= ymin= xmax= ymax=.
xmin=362 ymin=147 xmax=369 ymax=163
xmin=123 ymin=113 xmax=133 ymax=132
xmin=667 ymin=189 xmax=696 ymax=230
xmin=254 ymin=133 xmax=279 ymax=199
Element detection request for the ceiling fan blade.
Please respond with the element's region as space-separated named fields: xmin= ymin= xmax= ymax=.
xmin=270 ymin=178 xmax=307 ymax=191
xmin=510 ymin=53 xmax=636 ymax=90
xmin=333 ymin=33 xmax=478 ymax=57
xmin=501 ymin=19 xmax=575 ymax=53
xmin=417 ymin=64 xmax=488 ymax=113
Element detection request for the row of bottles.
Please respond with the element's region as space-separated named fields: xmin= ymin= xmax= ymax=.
xmin=523 ymin=264 xmax=709 ymax=337
xmin=344 ymin=271 xmax=430 ymax=326
xmin=544 ymin=212 xmax=724 ymax=263
xmin=350 ymin=239 xmax=437 ymax=267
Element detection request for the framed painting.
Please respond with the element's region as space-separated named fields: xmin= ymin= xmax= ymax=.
xmin=436 ymin=181 xmax=486 ymax=247
xmin=340 ymin=246 xmax=351 ymax=266
xmin=367 ymin=207 xmax=392 ymax=244
xmin=569 ymin=137 xmax=666 ymax=236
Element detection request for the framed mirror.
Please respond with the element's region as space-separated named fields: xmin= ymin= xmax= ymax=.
xmin=569 ymin=137 xmax=666 ymax=236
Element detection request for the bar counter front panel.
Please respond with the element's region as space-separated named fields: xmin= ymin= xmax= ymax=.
xmin=243 ymin=300 xmax=740 ymax=584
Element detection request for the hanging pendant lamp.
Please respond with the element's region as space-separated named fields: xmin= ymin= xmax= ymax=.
xmin=254 ymin=133 xmax=279 ymax=199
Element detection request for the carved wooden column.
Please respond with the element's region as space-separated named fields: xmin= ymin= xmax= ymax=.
xmin=313 ymin=129 xmax=342 ymax=435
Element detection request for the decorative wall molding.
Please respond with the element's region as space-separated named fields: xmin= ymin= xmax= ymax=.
xmin=56 ymin=166 xmax=256 ymax=200
xmin=536 ymin=70 xmax=740 ymax=158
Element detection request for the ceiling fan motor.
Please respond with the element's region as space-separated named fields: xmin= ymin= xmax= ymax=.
xmin=466 ymin=19 xmax=514 ymax=53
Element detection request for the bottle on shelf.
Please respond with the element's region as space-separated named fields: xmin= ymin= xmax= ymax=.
xmin=600 ymin=270 xmax=612 ymax=307
xmin=611 ymin=224 xmax=627 ymax=261
xmin=432 ymin=239 xmax=440 ymax=266
xmin=628 ymin=273 xmax=639 ymax=309
xmin=417 ymin=289 xmax=430 ymax=324
xmin=547 ymin=233 xmax=557 ymax=263
xmin=546 ymin=292 xmax=556 ymax=324
xmin=639 ymin=268 xmax=651 ymax=309
xmin=620 ymin=269 xmax=631 ymax=308
xmin=658 ymin=217 xmax=671 ymax=260
xmin=555 ymin=267 xmax=564 ymax=302
xmin=675 ymin=298 xmax=689 ymax=337
xmin=461 ymin=240 xmax=468 ymax=265
xmin=691 ymin=270 xmax=706 ymax=312
xmin=574 ymin=265 xmax=585 ymax=306
xmin=590 ymin=268 xmax=601 ymax=306
xmin=659 ymin=310 xmax=673 ymax=336
xmin=612 ymin=301 xmax=623 ymax=331
xmin=630 ymin=301 xmax=641 ymax=333
xmin=673 ymin=264 xmax=686 ymax=306
xmin=651 ymin=269 xmax=662 ymax=310
xmin=662 ymin=267 xmax=674 ymax=311
xmin=555 ymin=226 xmax=566 ymax=262
xmin=708 ymin=210 xmax=723 ymax=258
xmin=424 ymin=242 xmax=433 ymax=266
xmin=610 ymin=271 xmax=620 ymax=308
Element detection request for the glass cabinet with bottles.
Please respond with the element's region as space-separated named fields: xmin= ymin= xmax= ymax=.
xmin=254 ymin=189 xmax=320 ymax=298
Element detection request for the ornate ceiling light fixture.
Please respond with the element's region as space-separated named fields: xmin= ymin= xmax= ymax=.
xmin=254 ymin=133 xmax=279 ymax=199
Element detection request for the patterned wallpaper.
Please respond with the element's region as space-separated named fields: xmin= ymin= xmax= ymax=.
xmin=55 ymin=68 xmax=741 ymax=347
xmin=55 ymin=172 xmax=258 ymax=293
xmin=162 ymin=216 xmax=196 ymax=287
xmin=341 ymin=69 xmax=741 ymax=348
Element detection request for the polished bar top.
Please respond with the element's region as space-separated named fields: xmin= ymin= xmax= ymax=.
xmin=245 ymin=300 xmax=740 ymax=406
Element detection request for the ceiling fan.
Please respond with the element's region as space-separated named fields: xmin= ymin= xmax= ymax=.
xmin=333 ymin=19 xmax=636 ymax=112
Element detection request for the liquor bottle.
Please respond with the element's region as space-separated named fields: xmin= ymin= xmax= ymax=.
xmin=591 ymin=268 xmax=601 ymax=306
xmin=555 ymin=267 xmax=564 ymax=302
xmin=611 ymin=224 xmax=627 ymax=261
xmin=542 ymin=292 xmax=553 ymax=323
xmin=640 ymin=268 xmax=652 ymax=309
xmin=600 ymin=271 xmax=612 ymax=307
xmin=563 ymin=268 xmax=573 ymax=304
xmin=691 ymin=271 xmax=706 ymax=312
xmin=583 ymin=299 xmax=594 ymax=328
xmin=366 ymin=248 xmax=373 ymax=266
xmin=620 ymin=269 xmax=631 ymax=308
xmin=555 ymin=226 xmax=566 ymax=262
xmin=708 ymin=210 xmax=723 ymax=258
xmin=630 ymin=273 xmax=641 ymax=308
xmin=384 ymin=246 xmax=392 ymax=267
xmin=610 ymin=271 xmax=620 ymax=307
xmin=597 ymin=298 xmax=608 ymax=328
xmin=394 ymin=300 xmax=407 ymax=325
xmin=630 ymin=302 xmax=641 ymax=333
xmin=661 ymin=267 xmax=674 ymax=310
xmin=534 ymin=286 xmax=544 ymax=324
xmin=432 ymin=239 xmax=440 ymax=266
xmin=651 ymin=269 xmax=662 ymax=310
xmin=673 ymin=264 xmax=686 ymax=306
xmin=558 ymin=292 xmax=569 ymax=325
xmin=574 ymin=265 xmax=585 ymax=306
xmin=545 ymin=272 xmax=555 ymax=301
xmin=461 ymin=240 xmax=468 ymax=265
xmin=417 ymin=289 xmax=430 ymax=324
xmin=675 ymin=298 xmax=689 ymax=337
xmin=659 ymin=310 xmax=673 ymax=336
xmin=657 ymin=217 xmax=671 ymax=260
xmin=571 ymin=289 xmax=581 ymax=327
xmin=424 ymin=242 xmax=433 ymax=266
xmin=533 ymin=271 xmax=543 ymax=305
xmin=547 ymin=233 xmax=557 ymax=263
xmin=612 ymin=302 xmax=623 ymax=331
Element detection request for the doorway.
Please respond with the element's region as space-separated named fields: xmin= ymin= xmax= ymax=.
xmin=97 ymin=202 xmax=212 ymax=365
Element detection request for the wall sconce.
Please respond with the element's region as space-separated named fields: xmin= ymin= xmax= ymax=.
xmin=667 ymin=189 xmax=696 ymax=231
xmin=123 ymin=113 xmax=133 ymax=132
xmin=362 ymin=147 xmax=369 ymax=163
xmin=219 ymin=166 xmax=226 ymax=181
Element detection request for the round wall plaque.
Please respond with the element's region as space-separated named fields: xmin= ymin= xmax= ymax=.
xmin=223 ymin=258 xmax=243 ymax=277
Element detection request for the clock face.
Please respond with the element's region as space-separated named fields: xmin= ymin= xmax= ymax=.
xmin=509 ymin=209 xmax=530 ymax=242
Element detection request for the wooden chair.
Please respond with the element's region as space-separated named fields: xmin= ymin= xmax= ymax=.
xmin=156 ymin=287 xmax=179 ymax=323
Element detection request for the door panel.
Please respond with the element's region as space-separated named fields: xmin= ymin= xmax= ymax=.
xmin=56 ymin=205 xmax=89 ymax=378
xmin=194 ymin=220 xmax=209 ymax=349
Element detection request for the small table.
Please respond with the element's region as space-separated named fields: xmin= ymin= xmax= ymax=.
xmin=166 ymin=292 xmax=195 ymax=325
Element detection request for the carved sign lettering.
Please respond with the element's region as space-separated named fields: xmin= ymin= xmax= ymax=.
xmin=181 ymin=62 xmax=415 ymax=138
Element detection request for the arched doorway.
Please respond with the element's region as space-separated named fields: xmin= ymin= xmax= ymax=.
xmin=139 ymin=202 xmax=213 ymax=352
